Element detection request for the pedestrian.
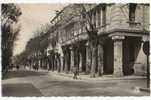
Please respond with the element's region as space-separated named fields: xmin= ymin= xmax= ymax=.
xmin=36 ymin=63 xmax=39 ymax=71
xmin=72 ymin=67 xmax=79 ymax=80
xmin=16 ymin=65 xmax=19 ymax=70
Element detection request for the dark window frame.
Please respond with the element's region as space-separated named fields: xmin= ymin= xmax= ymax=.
xmin=129 ymin=3 xmax=137 ymax=22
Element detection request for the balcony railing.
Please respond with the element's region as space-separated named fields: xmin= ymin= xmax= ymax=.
xmin=127 ymin=21 xmax=141 ymax=27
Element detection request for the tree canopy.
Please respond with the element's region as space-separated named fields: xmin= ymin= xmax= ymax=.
xmin=2 ymin=4 xmax=22 ymax=71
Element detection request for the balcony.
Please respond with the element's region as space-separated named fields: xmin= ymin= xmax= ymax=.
xmin=127 ymin=21 xmax=141 ymax=27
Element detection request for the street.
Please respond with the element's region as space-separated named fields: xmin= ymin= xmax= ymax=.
xmin=2 ymin=68 xmax=150 ymax=97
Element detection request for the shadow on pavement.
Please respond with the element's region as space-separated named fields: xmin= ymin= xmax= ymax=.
xmin=2 ymin=83 xmax=43 ymax=97
xmin=3 ymin=70 xmax=48 ymax=79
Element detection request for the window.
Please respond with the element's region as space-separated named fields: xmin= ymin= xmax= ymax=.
xmin=129 ymin=4 xmax=137 ymax=22
xmin=93 ymin=11 xmax=96 ymax=27
xmin=102 ymin=5 xmax=106 ymax=26
xmin=97 ymin=9 xmax=101 ymax=27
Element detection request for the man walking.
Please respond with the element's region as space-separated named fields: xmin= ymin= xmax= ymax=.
xmin=72 ymin=67 xmax=79 ymax=80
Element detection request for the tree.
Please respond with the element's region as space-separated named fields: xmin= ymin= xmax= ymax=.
xmin=78 ymin=4 xmax=104 ymax=77
xmin=58 ymin=4 xmax=100 ymax=77
xmin=1 ymin=4 xmax=22 ymax=75
xmin=17 ymin=23 xmax=54 ymax=70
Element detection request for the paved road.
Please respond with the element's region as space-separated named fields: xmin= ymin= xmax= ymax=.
xmin=2 ymin=69 xmax=150 ymax=97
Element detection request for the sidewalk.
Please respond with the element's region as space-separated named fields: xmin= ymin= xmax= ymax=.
xmin=48 ymin=71 xmax=147 ymax=81
xmin=21 ymin=68 xmax=147 ymax=81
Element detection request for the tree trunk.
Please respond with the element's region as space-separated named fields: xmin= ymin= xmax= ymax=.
xmin=57 ymin=55 xmax=61 ymax=72
xmin=52 ymin=54 xmax=55 ymax=71
xmin=90 ymin=42 xmax=97 ymax=78
xmin=64 ymin=52 xmax=68 ymax=73
xmin=86 ymin=46 xmax=90 ymax=74
xmin=97 ymin=44 xmax=104 ymax=76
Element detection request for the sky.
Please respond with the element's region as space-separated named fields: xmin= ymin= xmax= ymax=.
xmin=13 ymin=4 xmax=67 ymax=56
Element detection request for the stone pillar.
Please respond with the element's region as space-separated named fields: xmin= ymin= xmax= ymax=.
xmin=112 ymin=35 xmax=125 ymax=76
xmin=97 ymin=43 xmax=104 ymax=76
xmin=57 ymin=55 xmax=61 ymax=72
xmin=79 ymin=52 xmax=82 ymax=72
xmin=38 ymin=59 xmax=40 ymax=68
xmin=70 ymin=47 xmax=74 ymax=72
xmin=60 ymin=56 xmax=64 ymax=72
xmin=46 ymin=58 xmax=49 ymax=69
xmin=85 ymin=42 xmax=90 ymax=74
xmin=64 ymin=51 xmax=68 ymax=73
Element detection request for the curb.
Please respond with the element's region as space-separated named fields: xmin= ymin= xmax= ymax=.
xmin=49 ymin=71 xmax=147 ymax=81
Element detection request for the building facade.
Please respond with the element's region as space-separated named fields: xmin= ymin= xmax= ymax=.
xmin=48 ymin=4 xmax=149 ymax=77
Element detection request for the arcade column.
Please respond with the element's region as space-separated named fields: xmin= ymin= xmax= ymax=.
xmin=70 ymin=47 xmax=74 ymax=72
xmin=97 ymin=43 xmax=104 ymax=76
xmin=85 ymin=42 xmax=90 ymax=74
xmin=112 ymin=35 xmax=125 ymax=76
